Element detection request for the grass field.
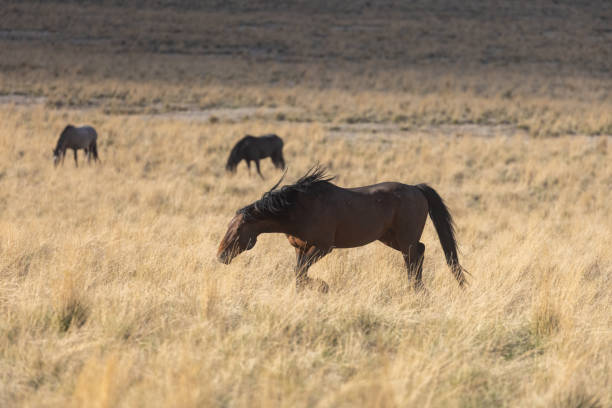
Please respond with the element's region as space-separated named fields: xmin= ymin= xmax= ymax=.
xmin=1 ymin=1 xmax=611 ymax=407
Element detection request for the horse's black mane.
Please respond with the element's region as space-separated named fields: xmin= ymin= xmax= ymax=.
xmin=226 ymin=135 xmax=254 ymax=171
xmin=238 ymin=166 xmax=334 ymax=222
xmin=61 ymin=124 xmax=74 ymax=134
xmin=55 ymin=124 xmax=74 ymax=150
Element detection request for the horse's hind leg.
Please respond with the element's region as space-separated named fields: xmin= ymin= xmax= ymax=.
xmin=294 ymin=246 xmax=330 ymax=293
xmin=378 ymin=232 xmax=425 ymax=291
xmin=92 ymin=143 xmax=99 ymax=162
xmin=73 ymin=149 xmax=78 ymax=167
xmin=403 ymin=243 xmax=425 ymax=291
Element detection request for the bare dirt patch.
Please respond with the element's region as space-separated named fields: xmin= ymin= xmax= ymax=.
xmin=327 ymin=123 xmax=530 ymax=140
xmin=0 ymin=95 xmax=47 ymax=105
xmin=152 ymin=106 xmax=303 ymax=122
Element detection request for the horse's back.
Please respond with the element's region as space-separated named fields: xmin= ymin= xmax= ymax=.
xmin=245 ymin=134 xmax=282 ymax=157
xmin=78 ymin=126 xmax=97 ymax=139
xmin=259 ymin=134 xmax=283 ymax=148
xmin=347 ymin=182 xmax=428 ymax=215
xmin=240 ymin=135 xmax=257 ymax=144
xmin=348 ymin=181 xmax=412 ymax=195
xmin=64 ymin=125 xmax=97 ymax=146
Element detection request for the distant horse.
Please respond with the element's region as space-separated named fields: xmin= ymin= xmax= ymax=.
xmin=225 ymin=134 xmax=285 ymax=179
xmin=53 ymin=125 xmax=99 ymax=167
xmin=217 ymin=167 xmax=467 ymax=293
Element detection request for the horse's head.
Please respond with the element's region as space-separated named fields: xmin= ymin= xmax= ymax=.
xmin=225 ymin=152 xmax=240 ymax=173
xmin=53 ymin=125 xmax=73 ymax=167
xmin=226 ymin=136 xmax=254 ymax=173
xmin=225 ymin=160 xmax=238 ymax=173
xmin=217 ymin=213 xmax=257 ymax=264
xmin=52 ymin=148 xmax=61 ymax=167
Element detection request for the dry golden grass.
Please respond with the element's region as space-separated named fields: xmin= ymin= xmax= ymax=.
xmin=0 ymin=1 xmax=611 ymax=407
xmin=1 ymin=104 xmax=610 ymax=407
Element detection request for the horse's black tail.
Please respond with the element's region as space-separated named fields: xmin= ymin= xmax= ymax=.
xmin=416 ymin=184 xmax=467 ymax=287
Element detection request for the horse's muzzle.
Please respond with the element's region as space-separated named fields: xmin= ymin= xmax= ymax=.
xmin=217 ymin=252 xmax=231 ymax=265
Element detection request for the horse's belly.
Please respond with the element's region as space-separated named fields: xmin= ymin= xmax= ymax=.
xmin=332 ymin=223 xmax=387 ymax=248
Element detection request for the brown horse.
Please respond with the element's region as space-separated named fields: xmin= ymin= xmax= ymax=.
xmin=217 ymin=167 xmax=467 ymax=293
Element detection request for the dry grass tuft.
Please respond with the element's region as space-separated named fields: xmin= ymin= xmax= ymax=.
xmin=552 ymin=390 xmax=602 ymax=408
xmin=72 ymin=354 xmax=132 ymax=408
xmin=53 ymin=270 xmax=90 ymax=332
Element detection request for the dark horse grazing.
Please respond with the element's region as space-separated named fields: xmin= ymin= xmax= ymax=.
xmin=225 ymin=134 xmax=285 ymax=178
xmin=217 ymin=167 xmax=467 ymax=293
xmin=53 ymin=125 xmax=99 ymax=167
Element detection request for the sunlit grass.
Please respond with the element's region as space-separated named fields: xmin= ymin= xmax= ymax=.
xmin=0 ymin=104 xmax=610 ymax=406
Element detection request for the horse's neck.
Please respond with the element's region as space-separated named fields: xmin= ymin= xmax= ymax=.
xmin=56 ymin=133 xmax=68 ymax=149
xmin=252 ymin=217 xmax=291 ymax=235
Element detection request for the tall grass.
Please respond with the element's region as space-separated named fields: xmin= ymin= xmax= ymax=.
xmin=0 ymin=104 xmax=609 ymax=406
xmin=0 ymin=1 xmax=610 ymax=406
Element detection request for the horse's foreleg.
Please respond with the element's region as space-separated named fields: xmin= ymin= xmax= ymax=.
xmin=255 ymin=159 xmax=264 ymax=179
xmin=279 ymin=153 xmax=286 ymax=170
xmin=246 ymin=160 xmax=251 ymax=175
xmin=272 ymin=150 xmax=286 ymax=170
xmin=73 ymin=149 xmax=78 ymax=167
xmin=294 ymin=246 xmax=330 ymax=293
xmin=403 ymin=242 xmax=425 ymax=291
